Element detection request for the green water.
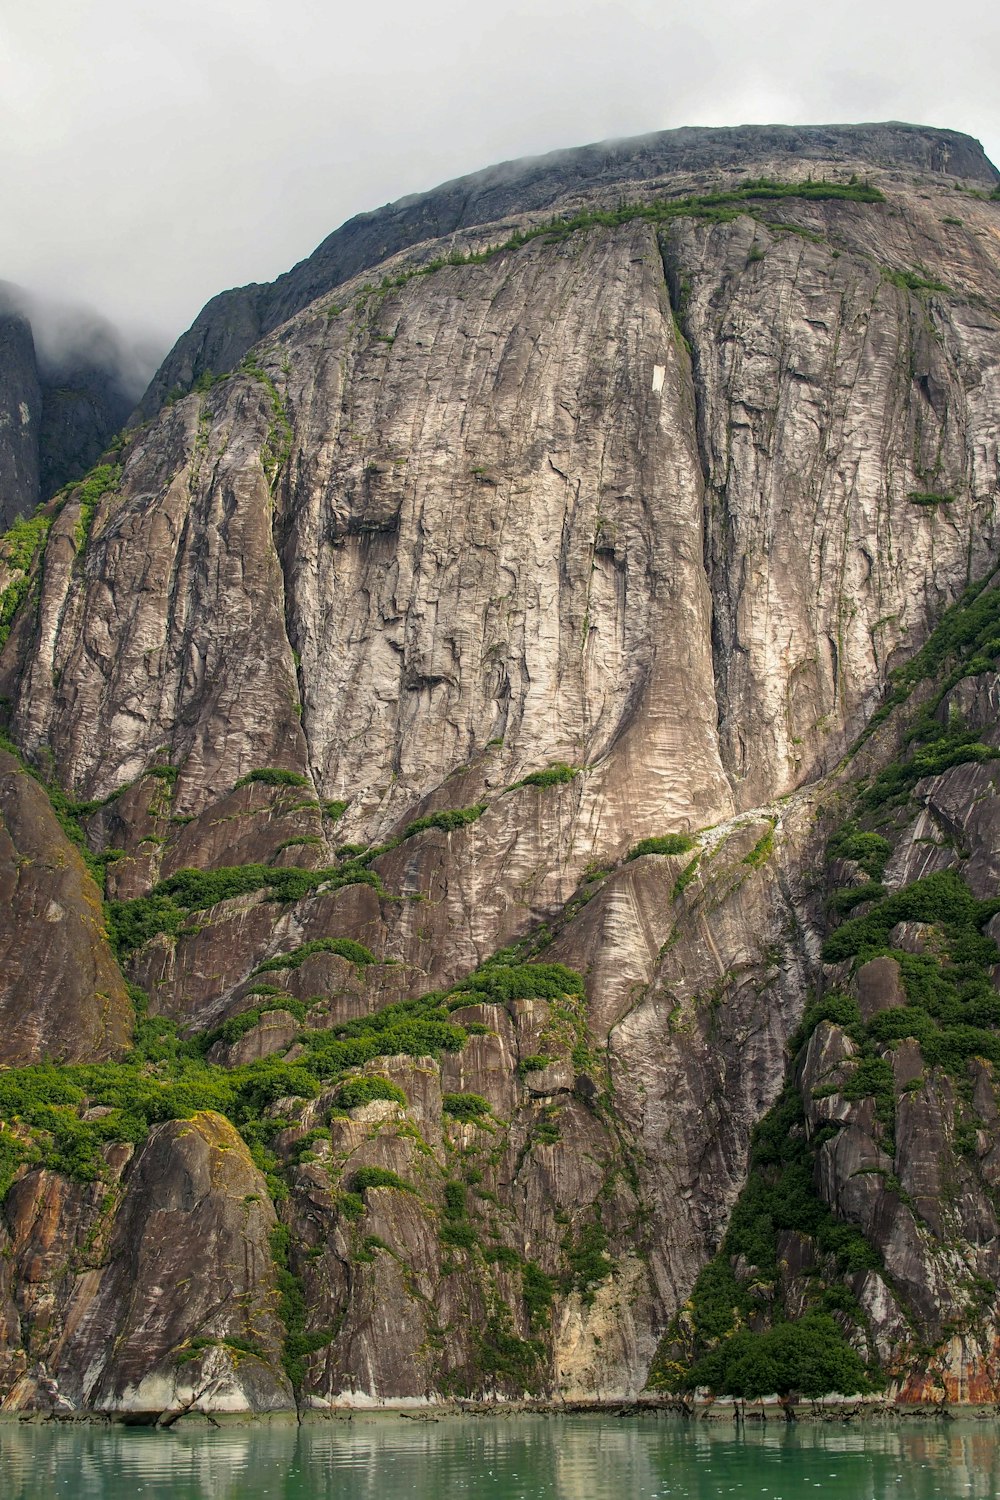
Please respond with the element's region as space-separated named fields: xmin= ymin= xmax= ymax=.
xmin=1 ymin=1414 xmax=997 ymax=1499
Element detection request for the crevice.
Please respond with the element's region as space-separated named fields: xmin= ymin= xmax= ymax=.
xmin=656 ymin=227 xmax=738 ymax=792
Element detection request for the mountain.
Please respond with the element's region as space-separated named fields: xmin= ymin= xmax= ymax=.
xmin=1 ymin=122 xmax=1000 ymax=1418
xmin=0 ymin=283 xmax=157 ymax=529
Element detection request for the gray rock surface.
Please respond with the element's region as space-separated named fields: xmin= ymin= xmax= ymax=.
xmin=1 ymin=123 xmax=1000 ymax=1410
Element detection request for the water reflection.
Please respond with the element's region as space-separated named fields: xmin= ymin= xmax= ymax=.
xmin=0 ymin=1413 xmax=997 ymax=1499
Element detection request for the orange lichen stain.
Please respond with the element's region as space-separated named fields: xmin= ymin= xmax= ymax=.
xmin=895 ymin=1332 xmax=1000 ymax=1405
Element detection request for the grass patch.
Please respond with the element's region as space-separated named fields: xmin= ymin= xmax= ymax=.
xmin=401 ymin=804 xmax=486 ymax=838
xmin=627 ymin=834 xmax=695 ymax=860
xmin=346 ymin=1166 xmax=411 ymax=1194
xmin=442 ymin=1092 xmax=491 ymax=1121
xmin=255 ymin=937 xmax=378 ymax=973
xmin=333 ymin=1075 xmax=406 ymax=1109
xmin=73 ymin=464 xmax=120 ymax=551
xmin=510 ymin=763 xmax=579 ymax=790
xmin=0 ymin=512 xmax=51 ymax=650
xmin=235 ymin=768 xmax=310 ymax=789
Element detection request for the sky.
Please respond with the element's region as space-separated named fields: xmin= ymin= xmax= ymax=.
xmin=2 ymin=0 xmax=998 ymax=380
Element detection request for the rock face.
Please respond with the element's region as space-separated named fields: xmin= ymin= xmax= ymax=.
xmin=0 ymin=1113 xmax=291 ymax=1415
xmin=0 ymin=283 xmax=152 ymax=527
xmin=1 ymin=121 xmax=1000 ymax=1413
xmin=0 ymin=750 xmax=132 ymax=1064
xmin=137 ymin=121 xmax=999 ymax=420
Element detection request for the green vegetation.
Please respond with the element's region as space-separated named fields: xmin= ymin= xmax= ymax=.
xmin=819 ymin=868 xmax=1000 ymax=1074
xmin=106 ymin=861 xmax=384 ymax=958
xmin=474 ymin=1305 xmax=544 ymax=1393
xmin=510 ymin=763 xmax=579 ymax=790
xmin=440 ymin=1179 xmax=478 ymax=1250
xmin=366 ymin=180 xmax=885 ymax=308
xmin=401 ymin=804 xmax=486 ymax=838
xmin=649 ymin=1085 xmax=880 ymax=1395
xmin=560 ymin=1218 xmax=613 ymax=1304
xmin=907 ymin=491 xmax=954 ymax=506
xmin=681 ymin=1313 xmax=872 ymax=1399
xmin=0 ymin=732 xmax=117 ymax=885
xmin=255 ymin=937 xmax=378 ymax=973
xmin=883 ymin=267 xmax=949 ymax=295
xmin=203 ymin=999 xmax=307 ymax=1050
xmin=827 ymin=825 xmax=892 ymax=880
xmin=240 ymin=356 xmax=293 ymax=489
xmin=0 ymin=978 xmax=468 ymax=1199
xmin=865 ymin=571 xmax=1000 ymax=735
xmin=521 ymin=1261 xmax=556 ymax=1331
xmin=333 ymin=1075 xmax=406 ymax=1109
xmin=269 ymin=1224 xmax=334 ymax=1386
xmin=673 ymin=855 xmax=701 ymax=899
xmin=860 ymin=719 xmax=998 ymax=811
xmin=0 ymin=512 xmax=51 ymax=649
xmin=626 ymin=834 xmax=695 ymax=860
xmin=742 ymin=819 xmax=777 ymax=869
xmin=235 ymin=767 xmax=311 ymax=789
xmin=447 ymin=961 xmax=584 ymax=1008
xmin=73 ymin=464 xmax=121 ymax=551
xmin=346 ymin=1166 xmax=411 ymax=1194
xmin=442 ymin=1092 xmax=491 ymax=1121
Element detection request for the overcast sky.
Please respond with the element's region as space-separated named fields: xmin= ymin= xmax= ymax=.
xmin=2 ymin=0 xmax=998 ymax=368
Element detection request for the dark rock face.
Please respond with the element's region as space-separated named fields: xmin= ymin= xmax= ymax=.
xmin=0 ymin=307 xmax=42 ymax=528
xmin=1 ymin=123 xmax=1000 ymax=1413
xmin=0 ymin=283 xmax=151 ymax=527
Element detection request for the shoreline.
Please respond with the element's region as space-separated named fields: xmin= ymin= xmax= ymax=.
xmin=4 ymin=1395 xmax=999 ymax=1428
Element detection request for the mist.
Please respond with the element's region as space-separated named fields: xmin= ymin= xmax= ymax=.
xmin=0 ymin=282 xmax=162 ymax=403
xmin=2 ymin=0 xmax=998 ymax=360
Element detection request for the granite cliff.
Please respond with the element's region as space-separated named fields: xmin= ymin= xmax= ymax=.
xmin=2 ymin=121 xmax=1000 ymax=1418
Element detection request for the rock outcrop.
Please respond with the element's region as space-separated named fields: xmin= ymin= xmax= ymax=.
xmin=1 ymin=121 xmax=1000 ymax=1414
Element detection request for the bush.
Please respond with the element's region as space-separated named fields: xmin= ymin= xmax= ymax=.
xmin=346 ymin=1167 xmax=411 ymax=1194
xmin=235 ymin=768 xmax=310 ymax=789
xmin=73 ymin=463 xmax=120 ymax=551
xmin=401 ymin=804 xmax=486 ymax=839
xmin=561 ymin=1219 xmax=612 ymax=1303
xmin=517 ymin=1055 xmax=550 ymax=1077
xmin=821 ymin=870 xmax=996 ymax=964
xmin=512 ymin=763 xmax=578 ymax=789
xmin=107 ymin=862 xmax=386 ymax=957
xmin=827 ymin=826 xmax=892 ymax=880
xmin=447 ymin=962 xmax=585 ymax=1006
xmin=333 ymin=1076 xmax=406 ymax=1109
xmin=626 ymin=834 xmax=695 ymax=860
xmin=442 ymin=1092 xmax=491 ymax=1120
xmin=255 ymin=937 xmax=377 ymax=973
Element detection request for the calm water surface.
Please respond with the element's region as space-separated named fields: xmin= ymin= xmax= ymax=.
xmin=1 ymin=1413 xmax=998 ymax=1500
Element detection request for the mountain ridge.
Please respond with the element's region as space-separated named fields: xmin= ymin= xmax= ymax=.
xmin=135 ymin=120 xmax=999 ymax=420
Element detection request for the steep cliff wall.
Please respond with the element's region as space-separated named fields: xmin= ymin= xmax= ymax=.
xmin=0 ymin=284 xmax=149 ymax=529
xmin=1 ymin=124 xmax=1000 ymax=1417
